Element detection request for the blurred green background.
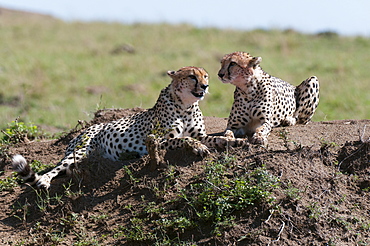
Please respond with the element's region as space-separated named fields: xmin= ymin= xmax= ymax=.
xmin=1 ymin=10 xmax=369 ymax=133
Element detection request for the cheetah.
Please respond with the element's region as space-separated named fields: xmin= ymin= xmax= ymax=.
xmin=218 ymin=51 xmax=319 ymax=145
xmin=12 ymin=66 xmax=244 ymax=190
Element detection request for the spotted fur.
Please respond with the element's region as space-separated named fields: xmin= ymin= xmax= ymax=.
xmin=218 ymin=52 xmax=320 ymax=145
xmin=12 ymin=66 xmax=245 ymax=189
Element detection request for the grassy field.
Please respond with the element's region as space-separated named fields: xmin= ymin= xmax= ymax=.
xmin=1 ymin=8 xmax=369 ymax=133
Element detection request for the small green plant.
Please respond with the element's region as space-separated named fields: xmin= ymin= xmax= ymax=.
xmin=119 ymin=201 xmax=195 ymax=243
xmin=335 ymin=194 xmax=347 ymax=204
xmin=181 ymin=156 xmax=279 ymax=234
xmin=32 ymin=186 xmax=66 ymax=213
xmin=95 ymin=94 xmax=105 ymax=111
xmin=278 ymin=129 xmax=290 ymax=149
xmin=278 ymin=129 xmax=302 ymax=150
xmin=143 ymin=201 xmax=164 ymax=217
xmin=0 ymin=120 xmax=43 ymax=144
xmin=59 ymin=212 xmax=80 ymax=229
xmin=283 ymin=182 xmax=303 ymax=201
xmin=14 ymin=221 xmax=66 ymax=245
xmin=115 ymin=153 xmax=280 ymax=243
xmin=165 ymin=164 xmax=177 ymax=182
xmin=12 ymin=200 xmax=30 ymax=227
xmin=123 ymin=217 xmax=155 ymax=241
xmin=63 ymin=181 xmax=84 ymax=199
xmin=30 ymin=160 xmax=54 ymax=173
xmin=360 ymin=221 xmax=370 ymax=231
xmin=123 ymin=166 xmax=139 ymax=184
xmin=0 ymin=171 xmax=19 ymax=192
xmin=89 ymin=213 xmax=109 ymax=223
xmin=155 ymin=216 xmax=195 ymax=234
xmin=362 ymin=187 xmax=370 ymax=192
xmin=332 ymin=216 xmax=351 ymax=230
xmin=34 ymin=189 xmax=53 ymax=213
xmin=73 ymin=237 xmax=100 ymax=246
xmin=319 ymin=138 xmax=338 ymax=149
xmin=307 ymin=202 xmax=322 ymax=220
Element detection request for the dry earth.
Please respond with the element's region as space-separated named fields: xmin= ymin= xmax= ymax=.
xmin=0 ymin=108 xmax=369 ymax=245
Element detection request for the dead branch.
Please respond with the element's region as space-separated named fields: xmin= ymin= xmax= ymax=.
xmin=268 ymin=221 xmax=285 ymax=245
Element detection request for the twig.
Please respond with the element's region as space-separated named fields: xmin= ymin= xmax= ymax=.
xmin=337 ymin=144 xmax=364 ymax=171
xmin=318 ymin=189 xmax=330 ymax=198
xmin=204 ymin=180 xmax=221 ymax=190
xmin=0 ymin=129 xmax=11 ymax=139
xmin=264 ymin=209 xmax=275 ymax=223
xmin=336 ymin=124 xmax=369 ymax=171
xmin=268 ymin=221 xmax=285 ymax=245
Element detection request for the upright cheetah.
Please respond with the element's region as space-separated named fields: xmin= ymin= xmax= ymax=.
xmin=218 ymin=52 xmax=319 ymax=145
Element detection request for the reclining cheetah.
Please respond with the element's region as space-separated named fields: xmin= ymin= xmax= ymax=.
xmin=218 ymin=52 xmax=319 ymax=145
xmin=12 ymin=66 xmax=244 ymax=189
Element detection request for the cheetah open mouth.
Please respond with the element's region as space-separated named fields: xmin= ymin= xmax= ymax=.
xmin=191 ymin=91 xmax=205 ymax=98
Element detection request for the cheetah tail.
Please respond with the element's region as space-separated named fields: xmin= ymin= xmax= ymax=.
xmin=11 ymin=155 xmax=40 ymax=185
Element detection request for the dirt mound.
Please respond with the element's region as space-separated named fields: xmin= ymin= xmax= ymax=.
xmin=1 ymin=108 xmax=369 ymax=245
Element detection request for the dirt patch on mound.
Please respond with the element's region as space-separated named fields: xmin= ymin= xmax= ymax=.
xmin=0 ymin=108 xmax=369 ymax=245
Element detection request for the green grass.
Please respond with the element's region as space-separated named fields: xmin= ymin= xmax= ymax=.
xmin=1 ymin=11 xmax=369 ymax=133
xmin=0 ymin=120 xmax=44 ymax=144
xmin=116 ymin=153 xmax=279 ymax=243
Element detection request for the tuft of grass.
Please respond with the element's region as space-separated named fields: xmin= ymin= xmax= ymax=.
xmin=0 ymin=171 xmax=19 ymax=192
xmin=0 ymin=120 xmax=45 ymax=144
xmin=118 ymin=153 xmax=279 ymax=243
xmin=180 ymin=157 xmax=279 ymax=235
xmin=283 ymin=181 xmax=303 ymax=201
xmin=30 ymin=160 xmax=55 ymax=173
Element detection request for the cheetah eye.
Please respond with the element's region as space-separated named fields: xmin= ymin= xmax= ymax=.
xmin=229 ymin=61 xmax=237 ymax=67
xmin=189 ymin=75 xmax=197 ymax=81
xmin=204 ymin=75 xmax=208 ymax=79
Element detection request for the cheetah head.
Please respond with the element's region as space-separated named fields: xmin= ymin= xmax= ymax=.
xmin=218 ymin=52 xmax=262 ymax=88
xmin=167 ymin=66 xmax=209 ymax=105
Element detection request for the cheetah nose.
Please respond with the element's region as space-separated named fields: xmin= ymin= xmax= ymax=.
xmin=218 ymin=72 xmax=225 ymax=78
xmin=200 ymin=84 xmax=209 ymax=90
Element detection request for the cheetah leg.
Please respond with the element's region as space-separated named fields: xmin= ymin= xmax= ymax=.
xmin=146 ymin=135 xmax=210 ymax=157
xmin=294 ymin=76 xmax=320 ymax=124
xmin=34 ymin=146 xmax=90 ymax=189
xmin=199 ymin=130 xmax=248 ymax=149
xmin=12 ymin=130 xmax=96 ymax=190
xmin=251 ymin=122 xmax=272 ymax=146
xmin=145 ymin=134 xmax=166 ymax=168
xmin=281 ymin=116 xmax=296 ymax=126
xmin=12 ymin=153 xmax=83 ymax=190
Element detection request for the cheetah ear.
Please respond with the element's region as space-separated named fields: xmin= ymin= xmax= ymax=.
xmin=249 ymin=56 xmax=262 ymax=68
xmin=167 ymin=70 xmax=177 ymax=79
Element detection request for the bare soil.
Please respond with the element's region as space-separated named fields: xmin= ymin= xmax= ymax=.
xmin=1 ymin=108 xmax=369 ymax=245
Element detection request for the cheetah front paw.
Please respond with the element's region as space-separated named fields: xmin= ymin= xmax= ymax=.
xmin=229 ymin=138 xmax=249 ymax=147
xmin=250 ymin=135 xmax=268 ymax=146
xmin=224 ymin=130 xmax=235 ymax=139
xmin=35 ymin=175 xmax=52 ymax=190
xmin=186 ymin=141 xmax=210 ymax=157
xmin=193 ymin=143 xmax=210 ymax=157
xmin=221 ymin=131 xmax=248 ymax=148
